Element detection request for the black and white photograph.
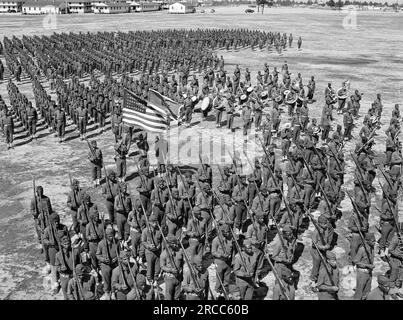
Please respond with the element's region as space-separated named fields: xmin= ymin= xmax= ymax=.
xmin=0 ymin=0 xmax=402 ymax=305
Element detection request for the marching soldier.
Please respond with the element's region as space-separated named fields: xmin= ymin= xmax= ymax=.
xmin=353 ymin=232 xmax=375 ymax=300
xmin=114 ymin=182 xmax=132 ymax=240
xmin=160 ymin=234 xmax=184 ymax=300
xmin=141 ymin=214 xmax=162 ymax=286
xmin=27 ymin=102 xmax=38 ymax=141
xmin=66 ymin=264 xmax=97 ymax=300
xmin=111 ymin=250 xmax=138 ymax=300
xmin=96 ymin=225 xmax=119 ymax=300
xmin=316 ymin=251 xmax=340 ymax=300
xmin=233 ymin=239 xmax=257 ymax=300
xmin=114 ymin=139 xmax=128 ymax=183
xmin=102 ymin=171 xmax=118 ymax=224
xmin=88 ymin=140 xmax=103 ymax=187
xmin=182 ymin=255 xmax=210 ymax=300
xmin=55 ymin=105 xmax=66 ymax=143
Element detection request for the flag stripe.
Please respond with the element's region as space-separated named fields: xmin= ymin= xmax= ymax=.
xmin=122 ymin=89 xmax=168 ymax=133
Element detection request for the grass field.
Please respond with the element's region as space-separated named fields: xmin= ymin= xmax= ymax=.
xmin=0 ymin=6 xmax=402 ymax=300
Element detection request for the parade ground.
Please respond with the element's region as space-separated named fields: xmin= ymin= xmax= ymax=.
xmin=0 ymin=6 xmax=402 ymax=300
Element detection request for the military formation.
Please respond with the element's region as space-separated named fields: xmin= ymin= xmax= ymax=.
xmin=1 ymin=29 xmax=402 ymax=301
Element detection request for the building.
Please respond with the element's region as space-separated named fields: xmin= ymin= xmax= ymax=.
xmin=67 ymin=0 xmax=92 ymax=13
xmin=168 ymin=2 xmax=195 ymax=13
xmin=126 ymin=1 xmax=160 ymax=12
xmin=0 ymin=1 xmax=24 ymax=13
xmin=22 ymin=1 xmax=67 ymax=14
xmin=92 ymin=0 xmax=129 ymax=13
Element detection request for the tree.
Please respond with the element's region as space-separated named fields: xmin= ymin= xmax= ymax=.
xmin=327 ymin=0 xmax=336 ymax=6
xmin=336 ymin=0 xmax=343 ymax=7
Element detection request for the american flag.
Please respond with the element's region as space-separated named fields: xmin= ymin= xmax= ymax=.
xmin=122 ymin=89 xmax=168 ymax=133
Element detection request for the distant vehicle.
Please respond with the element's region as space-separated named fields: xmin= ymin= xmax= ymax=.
xmin=248 ymin=5 xmax=256 ymax=7
xmin=210 ymin=9 xmax=215 ymax=13
xmin=245 ymin=9 xmax=254 ymax=13
xmin=201 ymin=9 xmax=205 ymax=13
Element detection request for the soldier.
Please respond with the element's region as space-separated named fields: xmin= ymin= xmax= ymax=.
xmin=102 ymin=171 xmax=118 ymax=224
xmin=351 ymin=90 xmax=362 ymax=117
xmin=111 ymin=106 xmax=123 ymax=143
xmin=27 ymin=102 xmax=38 ymax=140
xmin=388 ymin=223 xmax=403 ymax=282
xmin=141 ymin=214 xmax=162 ymax=286
xmin=88 ymin=140 xmax=103 ymax=187
xmin=246 ymin=211 xmax=268 ymax=280
xmin=78 ymin=194 xmax=98 ymax=251
xmin=160 ymin=234 xmax=184 ymax=300
xmin=77 ymin=102 xmax=88 ymax=140
xmin=272 ymin=264 xmax=296 ymax=300
xmin=137 ymin=167 xmax=154 ymax=214
xmin=353 ymin=232 xmax=375 ymax=300
xmin=310 ymin=215 xmax=334 ymax=289
xmin=182 ymin=255 xmax=210 ymax=300
xmin=30 ymin=185 xmax=53 ymax=249
xmin=316 ymin=251 xmax=340 ymax=300
xmin=280 ymin=124 xmax=292 ymax=161
xmin=66 ymin=264 xmax=97 ymax=300
xmin=212 ymin=224 xmax=233 ymax=297
xmin=55 ymin=105 xmax=66 ymax=143
xmin=111 ymin=250 xmax=138 ymax=300
xmin=114 ymin=182 xmax=132 ymax=241
xmin=379 ymin=188 xmax=398 ymax=257
xmin=85 ymin=210 xmax=104 ymax=272
xmin=96 ymin=225 xmax=119 ymax=300
xmin=233 ymin=239 xmax=257 ymax=300
xmin=155 ymin=135 xmax=168 ymax=175
xmin=55 ymin=235 xmax=79 ymax=300
xmin=42 ymin=213 xmax=68 ymax=294
xmin=67 ymin=179 xmax=85 ymax=234
xmin=186 ymin=205 xmax=208 ymax=260
xmin=127 ymin=199 xmax=146 ymax=262
xmin=307 ymin=76 xmax=315 ymax=102
xmin=367 ymin=275 xmax=395 ymax=300
xmin=343 ymin=108 xmax=354 ymax=141
xmin=114 ymin=139 xmax=128 ymax=183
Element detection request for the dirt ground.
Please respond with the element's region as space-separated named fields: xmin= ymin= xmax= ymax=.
xmin=0 ymin=6 xmax=402 ymax=300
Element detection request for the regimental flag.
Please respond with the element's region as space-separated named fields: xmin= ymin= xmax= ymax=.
xmin=148 ymin=89 xmax=179 ymax=121
xmin=122 ymin=89 xmax=168 ymax=133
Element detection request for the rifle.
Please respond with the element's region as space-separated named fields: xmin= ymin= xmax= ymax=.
xmin=312 ymin=240 xmax=336 ymax=287
xmin=213 ymin=263 xmax=230 ymax=300
xmin=317 ymin=182 xmax=335 ymax=219
xmin=112 ymin=237 xmax=130 ymax=294
xmin=328 ymin=144 xmax=343 ymax=172
xmin=350 ymin=152 xmax=370 ymax=204
xmin=378 ymin=166 xmax=394 ymax=190
xmin=346 ymin=192 xmax=372 ymax=262
xmin=177 ymin=235 xmax=203 ymax=296
xmin=71 ymin=244 xmax=85 ymax=300
xmin=263 ymin=233 xmax=290 ymax=300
